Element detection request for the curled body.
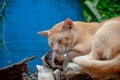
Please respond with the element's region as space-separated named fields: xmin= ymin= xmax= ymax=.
xmin=38 ymin=17 xmax=120 ymax=62
xmin=73 ymin=21 xmax=120 ymax=80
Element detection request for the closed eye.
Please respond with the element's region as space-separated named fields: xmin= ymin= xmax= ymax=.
xmin=50 ymin=43 xmax=53 ymax=48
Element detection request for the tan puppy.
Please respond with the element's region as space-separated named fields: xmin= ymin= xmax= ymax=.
xmin=38 ymin=17 xmax=120 ymax=62
xmin=73 ymin=21 xmax=120 ymax=80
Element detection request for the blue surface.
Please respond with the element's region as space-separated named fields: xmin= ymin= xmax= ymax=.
xmin=0 ymin=0 xmax=83 ymax=72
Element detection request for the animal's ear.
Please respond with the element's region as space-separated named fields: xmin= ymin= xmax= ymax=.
xmin=62 ymin=18 xmax=74 ymax=30
xmin=37 ymin=30 xmax=50 ymax=37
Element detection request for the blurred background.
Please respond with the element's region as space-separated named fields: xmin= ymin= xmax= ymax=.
xmin=0 ymin=0 xmax=120 ymax=72
xmin=0 ymin=0 xmax=83 ymax=72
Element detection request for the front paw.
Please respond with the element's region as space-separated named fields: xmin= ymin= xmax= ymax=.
xmin=64 ymin=63 xmax=83 ymax=79
xmin=73 ymin=56 xmax=83 ymax=65
xmin=73 ymin=57 xmax=79 ymax=64
xmin=73 ymin=55 xmax=90 ymax=66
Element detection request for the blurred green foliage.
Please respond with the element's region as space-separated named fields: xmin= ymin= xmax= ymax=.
xmin=0 ymin=0 xmax=7 ymax=24
xmin=0 ymin=0 xmax=8 ymax=53
xmin=80 ymin=0 xmax=120 ymax=22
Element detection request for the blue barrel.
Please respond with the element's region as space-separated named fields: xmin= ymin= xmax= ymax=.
xmin=0 ymin=0 xmax=83 ymax=72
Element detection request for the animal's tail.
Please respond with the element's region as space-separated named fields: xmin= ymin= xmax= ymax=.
xmin=73 ymin=55 xmax=120 ymax=75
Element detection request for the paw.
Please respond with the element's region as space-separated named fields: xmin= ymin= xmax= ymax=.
xmin=64 ymin=63 xmax=82 ymax=79
xmin=65 ymin=63 xmax=81 ymax=72
xmin=73 ymin=55 xmax=89 ymax=66
xmin=73 ymin=57 xmax=80 ymax=64
xmin=73 ymin=56 xmax=83 ymax=65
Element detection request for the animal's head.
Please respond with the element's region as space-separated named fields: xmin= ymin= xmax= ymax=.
xmin=38 ymin=19 xmax=77 ymax=54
